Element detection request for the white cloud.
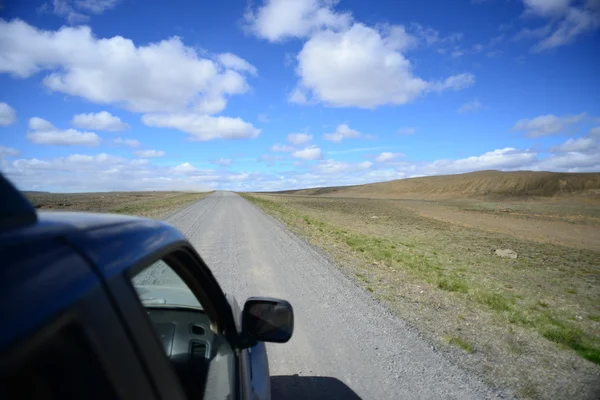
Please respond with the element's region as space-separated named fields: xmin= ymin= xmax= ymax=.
xmin=534 ymin=150 xmax=600 ymax=171
xmin=134 ymin=149 xmax=165 ymax=158
xmin=288 ymin=133 xmax=313 ymax=145
xmin=171 ymin=162 xmax=198 ymax=174
xmin=114 ymin=137 xmax=140 ymax=148
xmin=428 ymin=73 xmax=476 ymax=92
xmin=533 ymin=7 xmax=600 ymax=51
xmin=293 ymin=23 xmax=474 ymax=108
xmin=211 ymin=158 xmax=232 ymax=166
xmin=458 ymin=99 xmax=482 ymax=113
xmin=288 ymin=88 xmax=309 ymax=104
xmin=512 ymin=113 xmax=585 ymax=137
xmin=523 ymin=0 xmax=572 ymax=16
xmin=72 ymin=111 xmax=129 ymax=131
xmin=271 ymin=144 xmax=295 ymax=152
xmin=0 ymin=146 xmax=19 ymax=157
xmin=0 ymin=102 xmax=16 ymax=126
xmin=549 ymin=136 xmax=597 ymax=152
xmin=217 ymin=53 xmax=257 ymax=76
xmin=397 ymin=127 xmax=416 ymax=135
xmin=414 ymin=148 xmax=538 ymax=175
xmin=590 ymin=127 xmax=600 ymax=136
xmin=292 ymin=145 xmax=323 ymax=160
xmin=313 ymin=159 xmax=372 ymax=174
xmin=518 ymin=0 xmax=600 ymax=52
xmin=141 ymin=114 xmax=260 ymax=141
xmin=0 ymin=20 xmax=253 ymax=115
xmin=27 ymin=117 xmax=100 ymax=146
xmin=257 ymin=113 xmax=270 ymax=123
xmin=46 ymin=0 xmax=120 ymax=23
xmin=323 ymin=124 xmax=361 ymax=142
xmin=244 ymin=0 xmax=352 ymax=42
xmin=374 ymin=152 xmax=400 ymax=162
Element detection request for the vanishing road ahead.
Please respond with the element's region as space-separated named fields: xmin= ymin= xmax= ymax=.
xmin=163 ymin=191 xmax=505 ymax=399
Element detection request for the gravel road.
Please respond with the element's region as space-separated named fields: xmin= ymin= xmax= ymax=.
xmin=160 ymin=191 xmax=508 ymax=399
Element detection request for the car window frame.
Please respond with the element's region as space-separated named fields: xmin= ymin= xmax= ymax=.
xmin=105 ymin=243 xmax=242 ymax=400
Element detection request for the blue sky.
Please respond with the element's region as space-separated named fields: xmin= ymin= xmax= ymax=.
xmin=0 ymin=0 xmax=598 ymax=192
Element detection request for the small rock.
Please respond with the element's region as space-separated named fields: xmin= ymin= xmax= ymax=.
xmin=371 ymin=215 xmax=379 ymax=219
xmin=494 ymin=249 xmax=518 ymax=259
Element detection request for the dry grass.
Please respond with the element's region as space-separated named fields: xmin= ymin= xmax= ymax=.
xmin=273 ymin=170 xmax=600 ymax=201
xmin=24 ymin=191 xmax=211 ymax=219
xmin=241 ymin=193 xmax=600 ymax=400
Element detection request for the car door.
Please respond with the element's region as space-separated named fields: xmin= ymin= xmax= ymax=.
xmin=102 ymin=244 xmax=249 ymax=400
xmin=0 ymin=238 xmax=159 ymax=400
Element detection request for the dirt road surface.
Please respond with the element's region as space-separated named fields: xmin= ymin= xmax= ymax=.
xmin=160 ymin=191 xmax=508 ymax=399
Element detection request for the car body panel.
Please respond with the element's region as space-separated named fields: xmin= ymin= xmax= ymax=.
xmin=0 ymin=238 xmax=99 ymax=349
xmin=1 ymin=208 xmax=273 ymax=400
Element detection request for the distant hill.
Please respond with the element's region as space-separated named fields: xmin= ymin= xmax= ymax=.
xmin=271 ymin=171 xmax=600 ymax=200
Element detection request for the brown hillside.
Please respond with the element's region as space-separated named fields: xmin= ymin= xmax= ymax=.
xmin=274 ymin=170 xmax=600 ymax=200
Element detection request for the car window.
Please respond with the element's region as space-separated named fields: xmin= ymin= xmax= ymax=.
xmin=128 ymin=256 xmax=236 ymax=400
xmin=132 ymin=259 xmax=202 ymax=310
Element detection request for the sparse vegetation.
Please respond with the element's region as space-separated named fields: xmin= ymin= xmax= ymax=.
xmin=241 ymin=192 xmax=600 ymax=400
xmin=446 ymin=336 xmax=473 ymax=353
xmin=25 ymin=191 xmax=211 ymax=218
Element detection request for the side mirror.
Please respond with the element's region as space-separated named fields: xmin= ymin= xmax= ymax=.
xmin=241 ymin=297 xmax=293 ymax=347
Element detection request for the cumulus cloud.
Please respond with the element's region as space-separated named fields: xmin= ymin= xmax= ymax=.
xmin=0 ymin=102 xmax=16 ymax=126
xmin=414 ymin=148 xmax=538 ymax=175
xmin=271 ymin=144 xmax=295 ymax=152
xmin=292 ymin=23 xmax=474 ymax=108
xmin=374 ymin=152 xmax=400 ymax=162
xmin=133 ymin=149 xmax=165 ymax=158
xmin=244 ymin=0 xmax=352 ymax=42
xmin=458 ymin=99 xmax=482 ymax=113
xmin=323 ymin=124 xmax=362 ymax=142
xmin=292 ymin=145 xmax=323 ymax=160
xmin=141 ymin=114 xmax=260 ymax=141
xmin=549 ymin=136 xmax=597 ymax=152
xmin=397 ymin=127 xmax=416 ymax=135
xmin=217 ymin=53 xmax=257 ymax=76
xmin=512 ymin=113 xmax=585 ymax=137
xmin=313 ymin=159 xmax=372 ymax=174
xmin=72 ymin=111 xmax=129 ymax=131
xmin=517 ymin=0 xmax=600 ymax=52
xmin=0 ymin=19 xmax=253 ymax=116
xmin=114 ymin=137 xmax=140 ymax=148
xmin=288 ymin=133 xmax=313 ymax=145
xmin=27 ymin=117 xmax=100 ymax=146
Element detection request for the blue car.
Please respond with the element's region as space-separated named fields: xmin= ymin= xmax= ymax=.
xmin=0 ymin=175 xmax=294 ymax=400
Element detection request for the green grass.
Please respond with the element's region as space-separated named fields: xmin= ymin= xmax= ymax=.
xmin=540 ymin=323 xmax=600 ymax=364
xmin=474 ymin=291 xmax=513 ymax=312
xmin=437 ymin=277 xmax=469 ymax=293
xmin=446 ymin=336 xmax=473 ymax=353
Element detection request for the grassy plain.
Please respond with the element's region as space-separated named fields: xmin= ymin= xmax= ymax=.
xmin=24 ymin=191 xmax=211 ymax=219
xmin=241 ymin=192 xmax=600 ymax=400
